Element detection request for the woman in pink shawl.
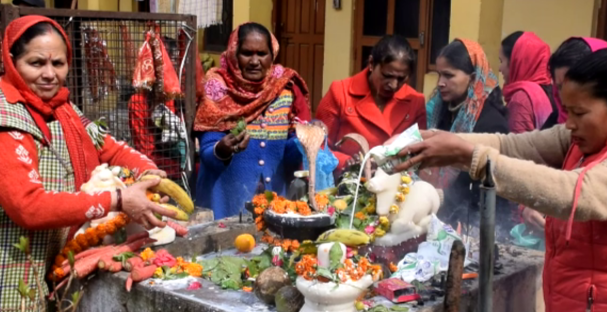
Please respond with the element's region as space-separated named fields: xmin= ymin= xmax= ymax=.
xmin=519 ymin=37 xmax=607 ymax=238
xmin=499 ymin=31 xmax=557 ymax=133
xmin=549 ymin=37 xmax=607 ymax=124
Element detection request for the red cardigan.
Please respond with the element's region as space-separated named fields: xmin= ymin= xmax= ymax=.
xmin=315 ymin=69 xmax=426 ymax=170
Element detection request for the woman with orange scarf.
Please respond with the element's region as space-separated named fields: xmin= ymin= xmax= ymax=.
xmin=0 ymin=16 xmax=176 ymax=310
xmin=193 ymin=23 xmax=311 ymax=219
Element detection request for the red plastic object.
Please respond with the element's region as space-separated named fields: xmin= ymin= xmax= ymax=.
xmin=375 ymin=278 xmax=421 ymax=303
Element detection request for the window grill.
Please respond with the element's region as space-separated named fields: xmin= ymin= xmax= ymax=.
xmin=0 ymin=5 xmax=197 ymax=192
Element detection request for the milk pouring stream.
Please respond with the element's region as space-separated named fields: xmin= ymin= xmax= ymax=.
xmin=348 ymin=124 xmax=424 ymax=228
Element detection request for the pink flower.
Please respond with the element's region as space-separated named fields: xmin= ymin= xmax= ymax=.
xmin=187 ymin=281 xmax=202 ymax=290
xmin=272 ymin=65 xmax=285 ymax=78
xmin=204 ymin=79 xmax=227 ymax=101
xmin=346 ymin=247 xmax=355 ymax=258
xmin=327 ymin=206 xmax=335 ymax=216
xmin=365 ymin=225 xmax=375 ymax=235
xmin=272 ymin=255 xmax=283 ymax=267
xmin=218 ymin=222 xmax=226 ymax=229
xmin=152 ymin=249 xmax=177 ymax=268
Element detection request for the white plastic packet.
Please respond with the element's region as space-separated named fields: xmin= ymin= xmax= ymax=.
xmin=369 ymin=123 xmax=423 ymax=174
xmin=391 ymin=214 xmax=470 ymax=283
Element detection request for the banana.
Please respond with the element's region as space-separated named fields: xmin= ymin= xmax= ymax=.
xmin=316 ymin=228 xmax=370 ymax=247
xmin=140 ymin=175 xmax=194 ymax=214
xmin=159 ymin=203 xmax=189 ymax=221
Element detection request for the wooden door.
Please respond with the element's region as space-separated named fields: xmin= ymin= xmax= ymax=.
xmin=353 ymin=0 xmax=430 ymax=92
xmin=273 ymin=0 xmax=325 ymax=114
xmin=597 ymin=0 xmax=607 ymax=40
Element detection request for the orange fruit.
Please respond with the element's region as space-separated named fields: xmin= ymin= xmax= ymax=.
xmin=235 ymin=234 xmax=256 ymax=253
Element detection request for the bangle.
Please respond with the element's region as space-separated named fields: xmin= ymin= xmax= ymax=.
xmin=214 ymin=142 xmax=232 ymax=161
xmin=116 ymin=189 xmax=123 ymax=211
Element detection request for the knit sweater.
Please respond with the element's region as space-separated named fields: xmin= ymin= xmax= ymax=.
xmin=458 ymin=124 xmax=607 ymax=221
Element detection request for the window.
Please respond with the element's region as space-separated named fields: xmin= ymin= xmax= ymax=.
xmin=203 ymin=0 xmax=233 ymax=52
xmin=353 ymin=0 xmax=451 ymax=91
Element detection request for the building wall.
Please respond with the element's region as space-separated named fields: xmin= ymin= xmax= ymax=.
xmin=322 ymin=0 xmax=354 ymax=95
xmin=501 ymin=0 xmax=597 ymax=50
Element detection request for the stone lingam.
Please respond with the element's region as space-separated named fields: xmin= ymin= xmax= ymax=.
xmin=296 ymin=242 xmax=375 ymax=312
xmin=248 ymin=122 xmax=336 ymax=242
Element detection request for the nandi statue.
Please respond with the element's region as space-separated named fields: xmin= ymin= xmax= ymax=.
xmin=366 ymin=168 xmax=442 ymax=246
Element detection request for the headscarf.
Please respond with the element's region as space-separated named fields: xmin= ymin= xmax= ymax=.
xmin=425 ymin=39 xmax=498 ymax=189
xmin=553 ymin=37 xmax=607 ymax=124
xmin=0 ymin=15 xmax=100 ymax=189
xmin=426 ymin=38 xmax=499 ymax=133
xmin=193 ymin=23 xmax=310 ymax=132
xmin=502 ymin=32 xmax=553 ymax=129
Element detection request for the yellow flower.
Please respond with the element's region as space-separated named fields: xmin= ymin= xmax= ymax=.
xmin=395 ymin=192 xmax=406 ymax=203
xmin=401 ymin=175 xmax=412 ymax=184
xmin=389 ymin=204 xmax=399 ymax=214
xmin=364 ymin=204 xmax=376 ymax=214
xmin=379 ymin=216 xmax=390 ymax=227
xmin=153 ymin=267 xmax=164 ymax=278
xmin=374 ymin=228 xmax=386 ymax=237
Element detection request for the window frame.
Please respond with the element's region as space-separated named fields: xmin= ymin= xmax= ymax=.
xmin=352 ymin=0 xmax=450 ymax=90
xmin=203 ymin=0 xmax=233 ymax=53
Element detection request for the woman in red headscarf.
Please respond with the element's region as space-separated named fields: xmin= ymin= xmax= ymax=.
xmin=499 ymin=31 xmax=557 ymax=133
xmin=193 ymin=22 xmax=311 ymax=219
xmin=0 ymin=16 xmax=176 ymax=310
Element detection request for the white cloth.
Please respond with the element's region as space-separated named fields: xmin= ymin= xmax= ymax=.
xmin=178 ymin=0 xmax=223 ymax=29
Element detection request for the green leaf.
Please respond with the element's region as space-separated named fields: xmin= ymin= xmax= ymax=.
xmin=264 ymin=191 xmax=275 ymax=203
xmin=200 ymin=258 xmax=220 ymax=274
xmin=27 ymin=289 xmax=36 ymax=301
xmin=329 ymin=243 xmax=344 ymax=270
xmin=17 ymin=279 xmax=28 ymax=298
xmin=221 ymin=278 xmax=242 ymax=290
xmin=68 ymin=250 xmax=76 ymax=267
xmin=251 ymin=250 xmax=272 ymax=272
xmin=390 ymin=306 xmax=410 ymax=312
xmin=71 ymin=291 xmax=81 ymax=304
xmin=113 ymin=252 xmax=136 ymax=264
xmin=316 ymin=267 xmax=333 ymax=280
xmin=245 ymin=260 xmax=259 ymax=278
xmin=14 ymin=236 xmax=30 ymax=254
xmin=368 ymin=306 xmax=390 ymax=312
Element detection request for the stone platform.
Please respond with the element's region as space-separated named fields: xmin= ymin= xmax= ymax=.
xmin=74 ymin=217 xmax=545 ymax=312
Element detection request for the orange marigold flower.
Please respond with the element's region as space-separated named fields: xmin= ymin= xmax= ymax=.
xmin=354 ymin=212 xmax=366 ymax=220
xmin=285 ymin=201 xmax=297 ymax=213
xmin=315 ymin=194 xmax=329 ymax=209
xmin=54 ymin=255 xmax=66 ymax=267
xmin=140 ymin=247 xmax=155 ymax=261
xmin=389 ymin=262 xmax=398 ymax=273
xmin=105 ymin=223 xmax=117 ymax=234
xmin=254 ymin=207 xmax=265 ymax=215
xmin=96 ymin=223 xmax=108 ymax=238
xmin=281 ymin=239 xmax=292 ymax=251
xmin=242 ymin=286 xmax=253 ymax=292
xmin=183 ymin=262 xmax=203 ymax=277
xmin=290 ymin=240 xmax=300 ymax=251
xmin=75 ymin=235 xmax=88 ymax=249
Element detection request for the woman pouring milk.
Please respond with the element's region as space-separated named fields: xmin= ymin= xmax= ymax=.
xmin=391 ymin=49 xmax=607 ymax=312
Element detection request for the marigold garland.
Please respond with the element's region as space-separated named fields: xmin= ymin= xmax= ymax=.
xmin=50 ymin=212 xmax=130 ymax=281
xmin=294 ymin=254 xmax=381 ymax=283
xmin=261 ymin=233 xmax=300 ymax=252
xmin=252 ymin=193 xmax=329 ymax=232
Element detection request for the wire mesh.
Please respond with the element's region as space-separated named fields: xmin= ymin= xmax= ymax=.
xmin=0 ymin=6 xmax=197 ymax=189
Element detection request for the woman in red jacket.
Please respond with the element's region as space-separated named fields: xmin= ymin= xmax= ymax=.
xmin=316 ymin=35 xmax=426 ymax=171
xmin=0 ymin=16 xmax=175 ymax=310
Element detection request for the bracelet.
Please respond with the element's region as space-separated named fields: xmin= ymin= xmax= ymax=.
xmin=116 ymin=189 xmax=123 ymax=211
xmin=214 ymin=142 xmax=233 ymax=161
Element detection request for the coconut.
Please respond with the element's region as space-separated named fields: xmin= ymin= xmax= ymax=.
xmin=275 ymin=286 xmax=304 ymax=312
xmin=254 ymin=267 xmax=291 ymax=305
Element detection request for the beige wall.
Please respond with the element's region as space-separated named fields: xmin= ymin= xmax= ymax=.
xmin=501 ymin=0 xmax=597 ymax=50
xmin=322 ymin=0 xmax=354 ymax=95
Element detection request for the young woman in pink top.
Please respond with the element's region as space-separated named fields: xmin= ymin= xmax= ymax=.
xmin=499 ymin=31 xmax=557 ymax=133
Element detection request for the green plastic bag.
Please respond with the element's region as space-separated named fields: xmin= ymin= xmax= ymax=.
xmin=510 ymin=223 xmax=545 ymax=251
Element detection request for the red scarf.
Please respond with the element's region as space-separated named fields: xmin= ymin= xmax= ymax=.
xmin=503 ymin=32 xmax=553 ymax=129
xmin=193 ymin=23 xmax=311 ymax=132
xmin=1 ymin=15 xmax=100 ymax=190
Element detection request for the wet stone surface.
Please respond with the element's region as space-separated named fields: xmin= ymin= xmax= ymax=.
xmin=74 ymin=218 xmax=545 ymax=312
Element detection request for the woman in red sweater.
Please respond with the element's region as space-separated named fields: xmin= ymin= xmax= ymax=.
xmin=0 ymin=16 xmax=176 ymax=310
xmin=316 ymin=35 xmax=426 ymax=171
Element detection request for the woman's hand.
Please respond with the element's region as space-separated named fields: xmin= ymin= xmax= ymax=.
xmin=120 ymin=178 xmax=178 ymax=230
xmin=215 ymin=131 xmax=250 ymax=159
xmin=392 ymin=131 xmax=475 ymax=172
xmin=522 ymin=207 xmax=546 ymax=232
xmin=345 ymin=153 xmax=362 ymax=168
xmin=142 ymin=169 xmax=167 ymax=179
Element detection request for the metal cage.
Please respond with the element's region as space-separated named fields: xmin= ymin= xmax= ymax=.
xmin=0 ymin=5 xmax=198 ymax=193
